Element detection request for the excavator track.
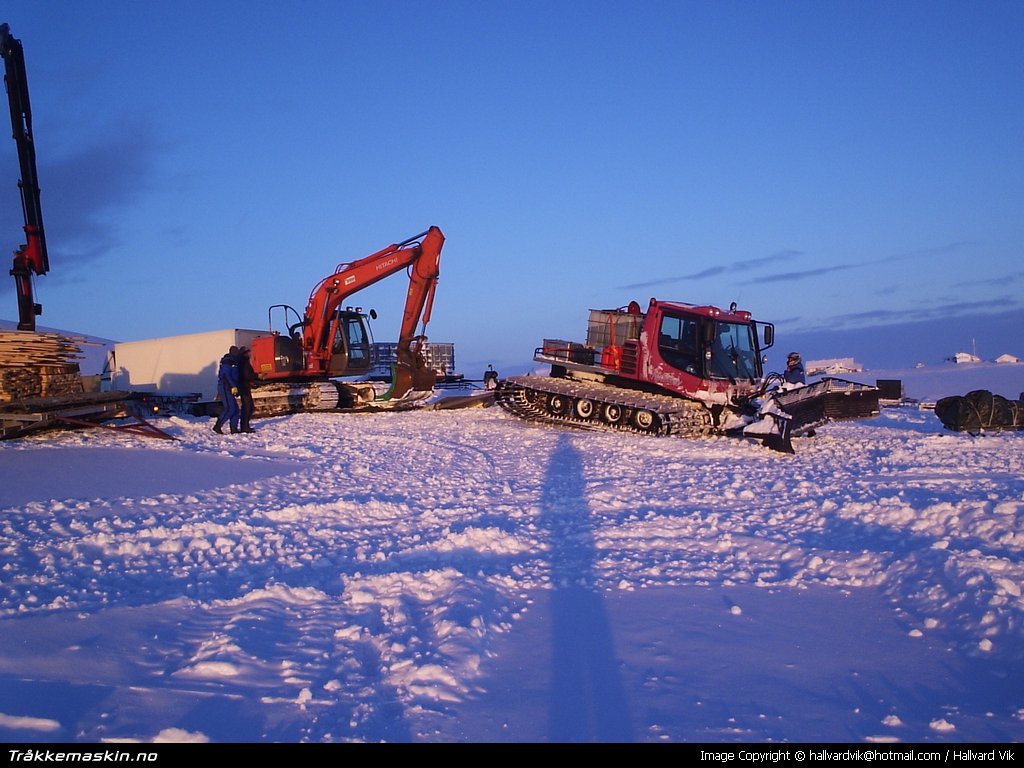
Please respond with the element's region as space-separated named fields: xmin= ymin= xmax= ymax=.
xmin=495 ymin=375 xmax=717 ymax=439
xmin=250 ymin=381 xmax=359 ymax=417
xmin=250 ymin=381 xmax=429 ymax=417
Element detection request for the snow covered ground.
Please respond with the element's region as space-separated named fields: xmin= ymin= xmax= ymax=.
xmin=1 ymin=364 xmax=1023 ymax=743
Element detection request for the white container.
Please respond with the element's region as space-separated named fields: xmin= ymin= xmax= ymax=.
xmin=107 ymin=329 xmax=266 ymax=401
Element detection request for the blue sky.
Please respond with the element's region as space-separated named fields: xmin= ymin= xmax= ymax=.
xmin=2 ymin=1 xmax=1022 ymax=374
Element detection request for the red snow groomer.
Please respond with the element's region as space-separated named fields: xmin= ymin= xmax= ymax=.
xmin=495 ymin=298 xmax=879 ymax=452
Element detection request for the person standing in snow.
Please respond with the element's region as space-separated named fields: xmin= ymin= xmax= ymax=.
xmin=235 ymin=346 xmax=257 ymax=433
xmin=784 ymin=351 xmax=806 ymax=385
xmin=213 ymin=346 xmax=241 ymax=434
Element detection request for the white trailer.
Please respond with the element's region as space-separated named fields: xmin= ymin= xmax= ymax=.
xmin=106 ymin=329 xmax=266 ymax=402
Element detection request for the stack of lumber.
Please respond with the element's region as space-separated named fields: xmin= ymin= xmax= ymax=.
xmin=0 ymin=330 xmax=89 ymax=402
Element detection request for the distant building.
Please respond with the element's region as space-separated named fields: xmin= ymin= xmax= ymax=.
xmin=996 ymin=353 xmax=1022 ymax=364
xmin=805 ymin=357 xmax=863 ymax=376
xmin=950 ymin=352 xmax=982 ymax=364
xmin=370 ymin=342 xmax=457 ymax=380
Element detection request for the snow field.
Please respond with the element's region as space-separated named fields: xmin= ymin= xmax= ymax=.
xmin=0 ymin=400 xmax=1022 ymax=741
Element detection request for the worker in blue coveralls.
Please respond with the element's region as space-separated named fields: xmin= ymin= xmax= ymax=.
xmin=784 ymin=351 xmax=806 ymax=385
xmin=213 ymin=346 xmax=241 ymax=434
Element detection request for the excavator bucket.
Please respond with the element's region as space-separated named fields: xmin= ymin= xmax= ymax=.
xmin=381 ymin=359 xmax=437 ymax=403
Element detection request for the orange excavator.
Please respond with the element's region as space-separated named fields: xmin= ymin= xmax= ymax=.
xmin=247 ymin=226 xmax=444 ymax=414
xmin=1 ymin=23 xmax=48 ymax=331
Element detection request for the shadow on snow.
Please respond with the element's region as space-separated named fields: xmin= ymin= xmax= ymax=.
xmin=538 ymin=433 xmax=633 ymax=742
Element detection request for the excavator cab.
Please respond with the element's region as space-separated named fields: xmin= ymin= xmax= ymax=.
xmin=253 ymin=305 xmax=374 ymax=380
xmin=326 ymin=308 xmax=373 ymax=377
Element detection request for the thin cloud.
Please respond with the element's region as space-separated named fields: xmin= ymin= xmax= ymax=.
xmin=745 ymin=263 xmax=856 ymax=285
xmin=618 ymin=249 xmax=803 ymax=290
xmin=804 ymin=295 xmax=1023 ymax=332
xmin=617 ymin=239 xmax=982 ymax=293
xmin=738 ymin=241 xmax=979 ymax=287
xmin=953 ymin=270 xmax=1024 ymax=288
xmin=887 ymin=240 xmax=978 ymax=262
xmin=772 ymin=315 xmax=804 ymax=327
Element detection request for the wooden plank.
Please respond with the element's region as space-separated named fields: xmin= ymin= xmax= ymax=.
xmin=0 ymin=391 xmax=129 ymax=413
xmin=0 ymin=330 xmax=93 ymax=402
xmin=0 ymin=395 xmax=131 ymax=440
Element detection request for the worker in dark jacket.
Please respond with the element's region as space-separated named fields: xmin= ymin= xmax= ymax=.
xmin=235 ymin=346 xmax=257 ymax=433
xmin=784 ymin=351 xmax=806 ymax=385
xmin=213 ymin=347 xmax=241 ymax=434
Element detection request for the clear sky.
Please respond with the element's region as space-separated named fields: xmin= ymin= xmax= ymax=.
xmin=2 ymin=1 xmax=1022 ymax=374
